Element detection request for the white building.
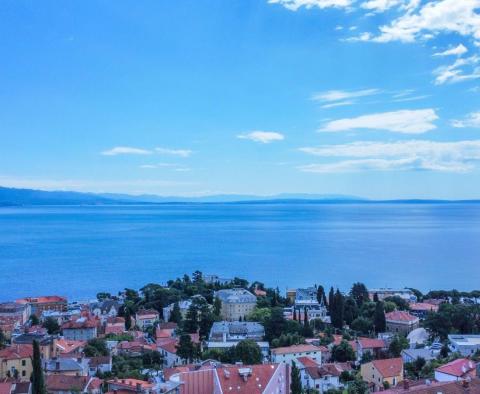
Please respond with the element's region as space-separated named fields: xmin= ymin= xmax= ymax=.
xmin=448 ymin=334 xmax=480 ymax=356
xmin=434 ymin=358 xmax=477 ymax=382
xmin=271 ymin=344 xmax=324 ymax=365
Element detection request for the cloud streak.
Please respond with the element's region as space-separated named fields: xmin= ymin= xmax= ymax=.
xmin=237 ymin=131 xmax=285 ymax=143
xmin=101 ymin=146 xmax=152 ymax=156
xmin=268 ymin=0 xmax=352 ymax=11
xmin=319 ymin=109 xmax=438 ymax=134
xmin=299 ymin=140 xmax=480 ymax=173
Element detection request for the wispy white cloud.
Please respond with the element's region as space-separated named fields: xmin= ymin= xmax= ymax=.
xmin=433 ymin=55 xmax=480 ymax=85
xmin=319 ymin=109 xmax=438 ymax=134
xmin=237 ymin=131 xmax=285 ymax=143
xmin=359 ymin=0 xmax=480 ymax=43
xmin=155 ymin=147 xmax=192 ymax=157
xmin=321 ymin=100 xmax=355 ymax=109
xmin=268 ymin=0 xmax=352 ymax=11
xmin=392 ymin=94 xmax=430 ymax=103
xmin=361 ymin=0 xmax=403 ymax=13
xmin=451 ymin=111 xmax=480 ymax=128
xmin=140 ymin=163 xmax=184 ymax=169
xmin=101 ymin=146 xmax=152 ymax=156
xmin=299 ymin=140 xmax=480 ymax=173
xmin=312 ymin=88 xmax=381 ymax=103
xmin=433 ymin=44 xmax=468 ymax=57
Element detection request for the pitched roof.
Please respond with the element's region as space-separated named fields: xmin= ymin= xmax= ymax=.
xmin=372 ymin=358 xmax=403 ymax=378
xmin=216 ymin=364 xmax=281 ymax=393
xmin=358 ymin=338 xmax=386 ymax=349
xmin=305 ymin=363 xmax=352 ymax=379
xmin=409 ymin=303 xmax=439 ymax=312
xmin=435 ymin=358 xmax=477 ymax=378
xmin=16 ymin=296 xmax=66 ymax=304
xmin=0 ymin=344 xmax=33 ymax=360
xmin=383 ymin=378 xmax=480 ymax=394
xmin=46 ymin=375 xmax=89 ymax=391
xmin=62 ymin=318 xmax=97 ymax=329
xmin=157 ymin=338 xmax=178 ymax=354
xmin=386 ymin=311 xmax=419 ymax=323
xmin=296 ymin=356 xmax=319 ymax=368
xmin=271 ymin=344 xmax=321 ymax=355
xmin=55 ymin=339 xmax=86 ymax=354
xmin=107 ymin=378 xmax=154 ymax=389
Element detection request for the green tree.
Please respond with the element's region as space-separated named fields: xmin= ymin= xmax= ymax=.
xmin=264 ymin=307 xmax=287 ymax=342
xmin=32 ymin=340 xmax=46 ymax=394
xmin=389 ymin=335 xmax=409 ymax=357
xmin=42 ymin=317 xmax=60 ymax=335
xmin=350 ymin=283 xmax=369 ymax=307
xmin=29 ymin=314 xmax=40 ymax=326
xmin=96 ymin=292 xmax=111 ymax=301
xmin=317 ymin=285 xmax=327 ymax=306
xmin=291 ymin=361 xmax=302 ymax=394
xmin=348 ymin=378 xmax=369 ymax=394
xmin=183 ymin=304 xmax=199 ymax=333
xmin=331 ymin=289 xmax=344 ymax=330
xmin=0 ymin=329 xmax=6 ymax=349
xmin=176 ymin=334 xmax=196 ymax=363
xmin=350 ymin=317 xmax=373 ymax=335
xmin=169 ymin=302 xmax=182 ymax=324
xmin=125 ymin=308 xmax=132 ymax=331
xmin=344 ymin=298 xmax=359 ymax=326
xmin=328 ymin=287 xmax=335 ymax=313
xmin=384 ymin=296 xmax=410 ymax=311
xmin=247 ymin=307 xmax=271 ymax=325
xmin=84 ymin=338 xmax=109 ymax=357
xmin=331 ymin=340 xmax=356 ymax=362
xmin=374 ymin=301 xmax=386 ymax=333
xmin=213 ymin=297 xmax=222 ymax=317
xmin=235 ymin=340 xmax=262 ymax=364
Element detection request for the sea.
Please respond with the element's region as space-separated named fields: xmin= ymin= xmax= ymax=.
xmin=0 ymin=203 xmax=479 ymax=302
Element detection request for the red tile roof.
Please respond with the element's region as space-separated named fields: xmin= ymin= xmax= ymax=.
xmin=271 ymin=344 xmax=322 ymax=355
xmin=46 ymin=375 xmax=89 ymax=391
xmin=358 ymin=338 xmax=386 ymax=349
xmin=386 ymin=311 xmax=419 ymax=322
xmin=296 ymin=357 xmax=319 ymax=368
xmin=62 ymin=318 xmax=97 ymax=329
xmin=56 ymin=339 xmax=86 ymax=354
xmin=107 ymin=379 xmax=154 ymax=389
xmin=216 ymin=364 xmax=282 ymax=394
xmin=0 ymin=383 xmax=12 ymax=394
xmin=372 ymin=358 xmax=403 ymax=378
xmin=157 ymin=338 xmax=178 ymax=354
xmin=16 ymin=296 xmax=66 ymax=304
xmin=435 ymin=358 xmax=477 ymax=378
xmin=305 ymin=362 xmax=352 ymax=379
xmin=0 ymin=344 xmax=33 ymax=360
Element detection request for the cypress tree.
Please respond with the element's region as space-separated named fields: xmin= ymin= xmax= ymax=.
xmin=328 ymin=287 xmax=335 ymax=313
xmin=125 ymin=308 xmax=132 ymax=331
xmin=290 ymin=361 xmax=302 ymax=394
xmin=303 ymin=307 xmax=308 ymax=326
xmin=293 ymin=308 xmax=297 ymax=321
xmin=169 ymin=302 xmax=182 ymax=324
xmin=332 ymin=289 xmax=344 ymax=330
xmin=32 ymin=340 xmax=46 ymax=394
xmin=374 ymin=301 xmax=386 ymax=333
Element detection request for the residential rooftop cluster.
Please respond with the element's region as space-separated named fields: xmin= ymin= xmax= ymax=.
xmin=0 ymin=273 xmax=479 ymax=394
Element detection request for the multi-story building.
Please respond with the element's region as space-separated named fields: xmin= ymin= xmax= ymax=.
xmin=0 ymin=344 xmax=33 ymax=381
xmin=16 ymin=296 xmax=67 ymax=317
xmin=448 ymin=334 xmax=480 ymax=356
xmin=62 ymin=318 xmax=98 ymax=341
xmin=12 ymin=332 xmax=58 ymax=360
xmin=434 ymin=358 xmax=477 ymax=382
xmin=368 ymin=289 xmax=416 ymax=303
xmin=46 ymin=375 xmax=102 ymax=394
xmin=135 ymin=309 xmax=159 ymax=330
xmin=0 ymin=303 xmax=31 ymax=326
xmin=385 ymin=311 xmax=420 ymax=335
xmin=271 ymin=344 xmax=325 ymax=365
xmin=215 ymin=288 xmax=256 ymax=321
xmin=209 ymin=321 xmax=265 ymax=342
xmin=361 ymin=358 xmax=404 ymax=391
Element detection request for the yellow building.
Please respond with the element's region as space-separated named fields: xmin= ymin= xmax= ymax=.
xmin=361 ymin=357 xmax=403 ymax=391
xmin=0 ymin=344 xmax=33 ymax=381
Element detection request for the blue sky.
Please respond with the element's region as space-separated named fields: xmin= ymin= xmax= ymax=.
xmin=1 ymin=0 xmax=479 ymax=199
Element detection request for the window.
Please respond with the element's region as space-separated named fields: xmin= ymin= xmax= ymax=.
xmin=22 ymin=360 xmax=26 ymax=366
xmin=22 ymin=371 xmax=26 ymax=377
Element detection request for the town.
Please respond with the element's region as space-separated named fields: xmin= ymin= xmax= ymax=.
xmin=0 ymin=273 xmax=479 ymax=394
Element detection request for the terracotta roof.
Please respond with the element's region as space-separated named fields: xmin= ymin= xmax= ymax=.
xmin=135 ymin=309 xmax=159 ymax=318
xmin=62 ymin=318 xmax=97 ymax=329
xmin=271 ymin=344 xmax=322 ymax=355
xmin=107 ymin=378 xmax=154 ymax=389
xmin=16 ymin=296 xmax=66 ymax=304
xmin=372 ymin=358 xmax=403 ymax=378
xmin=105 ymin=325 xmax=125 ymax=335
xmin=305 ymin=363 xmax=352 ymax=379
xmin=386 ymin=311 xmax=419 ymax=323
xmin=155 ymin=329 xmax=173 ymax=339
xmin=46 ymin=375 xmax=89 ymax=391
xmin=383 ymin=378 xmax=480 ymax=394
xmin=56 ymin=339 xmax=86 ymax=354
xmin=358 ymin=338 xmax=386 ymax=349
xmin=216 ymin=364 xmax=282 ymax=393
xmin=157 ymin=338 xmax=178 ymax=354
xmin=0 ymin=383 xmax=12 ymax=394
xmin=296 ymin=357 xmax=319 ymax=368
xmin=0 ymin=344 xmax=33 ymax=360
xmin=88 ymin=356 xmax=111 ymax=367
xmin=435 ymin=358 xmax=477 ymax=378
xmin=158 ymin=322 xmax=178 ymax=330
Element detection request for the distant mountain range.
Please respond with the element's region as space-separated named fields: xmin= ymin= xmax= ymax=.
xmin=0 ymin=186 xmax=479 ymax=206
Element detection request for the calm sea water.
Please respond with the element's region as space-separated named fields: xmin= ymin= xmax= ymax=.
xmin=0 ymin=203 xmax=479 ymax=301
